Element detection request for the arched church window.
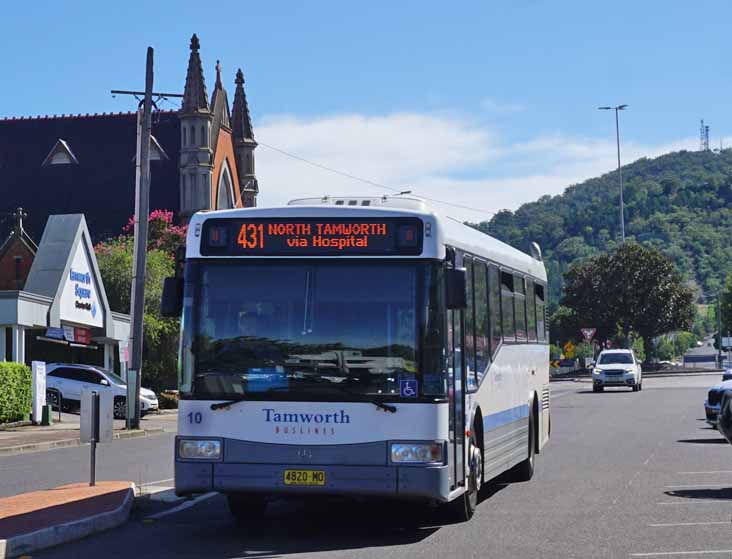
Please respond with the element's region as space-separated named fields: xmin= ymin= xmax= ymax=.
xmin=217 ymin=162 xmax=234 ymax=209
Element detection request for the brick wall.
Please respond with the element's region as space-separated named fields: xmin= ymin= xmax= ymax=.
xmin=0 ymin=239 xmax=35 ymax=290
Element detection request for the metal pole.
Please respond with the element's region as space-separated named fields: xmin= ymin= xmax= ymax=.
xmin=615 ymin=107 xmax=625 ymax=243
xmin=90 ymin=391 xmax=99 ymax=487
xmin=718 ymin=294 xmax=723 ymax=368
xmin=128 ymin=47 xmax=154 ymax=430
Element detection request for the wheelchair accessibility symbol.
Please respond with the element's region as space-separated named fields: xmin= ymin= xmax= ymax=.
xmin=400 ymin=380 xmax=418 ymax=398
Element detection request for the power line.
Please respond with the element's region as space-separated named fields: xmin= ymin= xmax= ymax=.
xmin=258 ymin=141 xmax=496 ymax=218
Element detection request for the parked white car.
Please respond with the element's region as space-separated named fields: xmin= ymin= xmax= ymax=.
xmin=592 ymin=349 xmax=643 ymax=392
xmin=45 ymin=363 xmax=158 ymax=419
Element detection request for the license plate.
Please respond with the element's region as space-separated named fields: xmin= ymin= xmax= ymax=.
xmin=283 ymin=469 xmax=326 ymax=486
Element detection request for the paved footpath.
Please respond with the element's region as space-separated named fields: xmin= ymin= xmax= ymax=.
xmin=0 ymin=411 xmax=177 ymax=456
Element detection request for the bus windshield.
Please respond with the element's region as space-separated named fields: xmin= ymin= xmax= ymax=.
xmin=182 ymin=261 xmax=445 ymax=401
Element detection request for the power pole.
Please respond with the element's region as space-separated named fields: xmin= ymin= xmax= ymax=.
xmin=111 ymin=54 xmax=183 ymax=429
xmin=127 ymin=47 xmax=155 ymax=429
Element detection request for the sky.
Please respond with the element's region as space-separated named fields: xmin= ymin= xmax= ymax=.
xmin=3 ymin=0 xmax=731 ymax=222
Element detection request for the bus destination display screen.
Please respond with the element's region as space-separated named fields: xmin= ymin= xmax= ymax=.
xmin=201 ymin=217 xmax=424 ymax=256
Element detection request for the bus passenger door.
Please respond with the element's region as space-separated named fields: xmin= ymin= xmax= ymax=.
xmin=448 ymin=302 xmax=466 ymax=489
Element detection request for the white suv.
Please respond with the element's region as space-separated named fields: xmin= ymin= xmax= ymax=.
xmin=45 ymin=363 xmax=159 ymax=419
xmin=592 ymin=349 xmax=643 ymax=392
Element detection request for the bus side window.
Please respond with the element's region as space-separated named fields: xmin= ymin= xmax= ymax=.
xmin=500 ymin=271 xmax=515 ymax=342
xmin=474 ymin=260 xmax=489 ymax=381
xmin=526 ymin=279 xmax=537 ymax=342
xmin=536 ymin=283 xmax=547 ymax=342
xmin=488 ymin=264 xmax=501 ymax=354
xmin=514 ymin=274 xmax=527 ymax=342
xmin=464 ymin=256 xmax=476 ymax=389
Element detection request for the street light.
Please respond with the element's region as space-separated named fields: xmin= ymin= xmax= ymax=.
xmin=598 ymin=104 xmax=628 ymax=242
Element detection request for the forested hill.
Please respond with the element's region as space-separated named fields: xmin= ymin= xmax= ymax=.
xmin=472 ymin=149 xmax=732 ymax=303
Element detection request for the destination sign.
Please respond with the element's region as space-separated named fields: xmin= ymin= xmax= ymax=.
xmin=201 ymin=217 xmax=423 ymax=256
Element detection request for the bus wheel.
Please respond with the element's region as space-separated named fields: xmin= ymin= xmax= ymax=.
xmin=449 ymin=431 xmax=481 ymax=522
xmin=510 ymin=406 xmax=535 ymax=482
xmin=227 ymin=493 xmax=267 ymax=525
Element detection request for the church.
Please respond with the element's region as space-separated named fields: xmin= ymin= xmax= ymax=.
xmin=0 ymin=35 xmax=259 ymax=366
xmin=0 ymin=33 xmax=259 ymax=242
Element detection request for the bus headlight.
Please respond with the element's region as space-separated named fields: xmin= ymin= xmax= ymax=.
xmin=390 ymin=442 xmax=443 ymax=464
xmin=178 ymin=439 xmax=221 ymax=460
xmin=593 ymin=368 xmax=602 ymax=375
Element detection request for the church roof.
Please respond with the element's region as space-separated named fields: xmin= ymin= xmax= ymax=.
xmin=232 ymin=68 xmax=256 ymax=145
xmin=181 ymin=34 xmax=210 ymax=115
xmin=0 ymin=111 xmax=181 ymax=241
xmin=210 ymin=60 xmax=231 ymax=156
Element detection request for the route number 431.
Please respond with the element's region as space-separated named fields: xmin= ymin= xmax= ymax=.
xmin=237 ymin=223 xmax=264 ymax=249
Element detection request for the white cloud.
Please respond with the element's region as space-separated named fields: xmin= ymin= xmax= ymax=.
xmin=254 ymin=111 xmax=702 ymax=223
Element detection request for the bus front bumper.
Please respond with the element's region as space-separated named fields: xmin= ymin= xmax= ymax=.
xmin=175 ymin=461 xmax=451 ymax=502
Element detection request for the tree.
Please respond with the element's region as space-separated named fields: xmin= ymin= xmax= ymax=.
xmin=548 ymin=305 xmax=580 ymax=345
xmin=655 ymin=337 xmax=675 ymax=361
xmin=673 ymin=331 xmax=697 ymax=356
xmin=95 ymin=210 xmax=186 ymax=391
xmin=562 ymin=242 xmax=694 ymax=361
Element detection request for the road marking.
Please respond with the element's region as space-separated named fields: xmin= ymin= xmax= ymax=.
xmin=648 ymin=521 xmax=731 ymax=527
xmin=139 ymin=478 xmax=174 ymax=487
xmin=630 ymin=551 xmax=732 ymax=557
xmin=678 ymin=471 xmax=732 ymax=475
xmin=657 ymin=500 xmax=729 ymax=505
xmin=665 ymin=484 xmax=731 ymax=489
xmin=146 ymin=491 xmax=217 ymax=519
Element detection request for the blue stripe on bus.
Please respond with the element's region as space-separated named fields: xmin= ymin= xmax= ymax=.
xmin=483 ymin=404 xmax=530 ymax=431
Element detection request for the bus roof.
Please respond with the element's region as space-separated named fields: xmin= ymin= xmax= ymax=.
xmin=186 ymin=199 xmax=546 ymax=281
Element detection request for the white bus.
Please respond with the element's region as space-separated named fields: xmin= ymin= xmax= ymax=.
xmin=162 ymin=195 xmax=550 ymax=522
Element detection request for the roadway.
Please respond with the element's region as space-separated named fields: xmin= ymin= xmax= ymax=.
xmin=6 ymin=374 xmax=731 ymax=558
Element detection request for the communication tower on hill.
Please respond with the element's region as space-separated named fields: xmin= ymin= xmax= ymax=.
xmin=700 ymin=119 xmax=710 ymax=151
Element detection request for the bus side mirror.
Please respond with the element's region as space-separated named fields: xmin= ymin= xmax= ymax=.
xmin=161 ymin=277 xmax=183 ymax=317
xmin=446 ymin=268 xmax=468 ymax=310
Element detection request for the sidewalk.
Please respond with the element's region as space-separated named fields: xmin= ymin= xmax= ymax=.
xmin=0 ymin=411 xmax=177 ymax=456
xmin=0 ymin=481 xmax=134 ymax=558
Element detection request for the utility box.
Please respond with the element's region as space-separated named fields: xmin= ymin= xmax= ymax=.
xmin=80 ymin=390 xmax=113 ymax=443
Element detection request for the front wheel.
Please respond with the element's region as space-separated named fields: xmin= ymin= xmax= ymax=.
xmin=113 ymin=396 xmax=127 ymax=419
xmin=448 ymin=431 xmax=482 ymax=522
xmin=227 ymin=493 xmax=267 ymax=525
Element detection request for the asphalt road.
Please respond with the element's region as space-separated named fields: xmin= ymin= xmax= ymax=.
xmin=0 ymin=431 xmax=176 ymax=498
xmin=22 ymin=374 xmax=732 ymax=558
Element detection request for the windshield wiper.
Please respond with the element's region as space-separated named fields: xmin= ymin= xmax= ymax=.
xmin=286 ymin=375 xmax=397 ymax=413
xmin=210 ymin=394 xmax=248 ymax=410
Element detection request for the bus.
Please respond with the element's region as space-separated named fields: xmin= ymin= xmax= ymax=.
xmin=161 ymin=195 xmax=550 ymax=522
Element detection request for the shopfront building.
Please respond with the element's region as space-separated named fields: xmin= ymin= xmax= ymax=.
xmin=0 ymin=214 xmax=129 ymax=372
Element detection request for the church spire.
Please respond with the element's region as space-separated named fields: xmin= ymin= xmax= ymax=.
xmin=232 ymin=68 xmax=256 ymax=144
xmin=181 ymin=34 xmax=209 ymax=114
xmin=231 ymin=68 xmax=258 ymax=207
